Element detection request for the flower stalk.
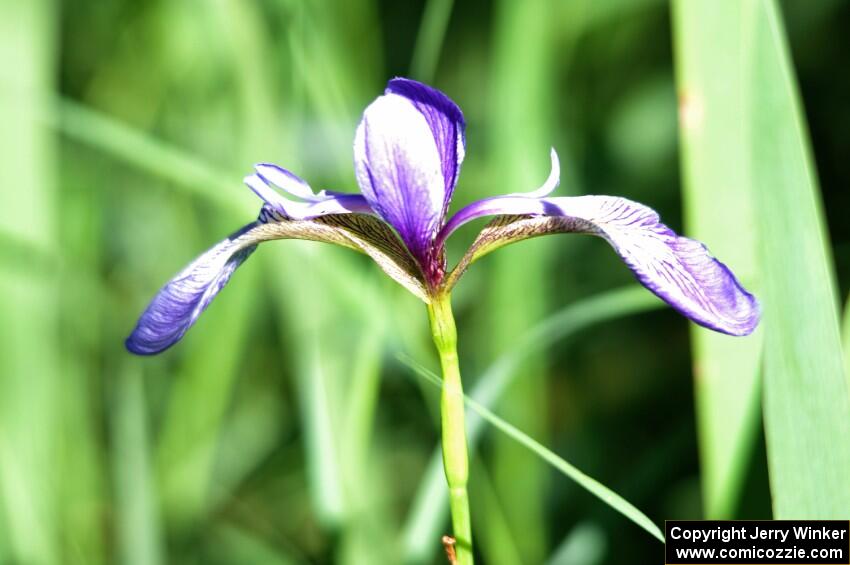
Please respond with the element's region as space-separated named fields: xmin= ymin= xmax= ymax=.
xmin=428 ymin=292 xmax=473 ymax=565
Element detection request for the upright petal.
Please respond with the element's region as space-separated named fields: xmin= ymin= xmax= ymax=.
xmin=254 ymin=164 xmax=323 ymax=201
xmin=354 ymin=79 xmax=465 ymax=265
xmin=245 ymin=166 xmax=373 ymax=220
xmin=446 ymin=196 xmax=759 ymax=336
xmin=437 ymin=148 xmax=560 ymax=247
xmin=513 ymin=148 xmax=561 ymax=198
xmin=385 ymin=78 xmax=466 ymax=210
xmin=125 ymin=222 xmax=261 ymax=355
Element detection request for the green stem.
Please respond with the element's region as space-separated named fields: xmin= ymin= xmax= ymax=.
xmin=427 ymin=292 xmax=473 ymax=565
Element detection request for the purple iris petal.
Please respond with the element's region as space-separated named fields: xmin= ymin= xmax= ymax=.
xmin=126 ymin=201 xmax=437 ymax=355
xmin=125 ymin=221 xmax=262 ymax=355
xmin=385 ymin=78 xmax=466 ymax=215
xmin=446 ymin=195 xmax=759 ymax=336
xmin=353 ymin=79 xmax=465 ymax=272
xmin=514 ymin=148 xmax=561 ymax=198
xmin=437 ymin=148 xmax=560 ymax=247
xmin=245 ymin=170 xmax=373 ymax=220
xmin=354 ymin=92 xmax=447 ymax=264
xmin=255 ymin=163 xmax=322 ymax=201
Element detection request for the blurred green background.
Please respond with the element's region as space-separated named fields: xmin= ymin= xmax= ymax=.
xmin=1 ymin=0 xmax=849 ymax=563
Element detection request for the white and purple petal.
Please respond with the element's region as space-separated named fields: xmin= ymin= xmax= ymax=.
xmin=255 ymin=163 xmax=324 ymax=201
xmin=125 ymin=221 xmax=262 ymax=355
xmin=126 ymin=206 xmax=432 ymax=354
xmin=353 ymin=79 xmax=465 ymax=268
xmin=553 ymin=197 xmax=758 ymax=335
xmin=447 ymin=196 xmax=759 ymax=336
xmin=436 ymin=148 xmax=561 ymax=247
xmin=354 ymin=92 xmax=447 ymax=263
xmin=245 ymin=172 xmax=373 ymax=220
xmin=508 ymin=148 xmax=560 ymax=199
xmin=385 ymin=78 xmax=466 ymax=212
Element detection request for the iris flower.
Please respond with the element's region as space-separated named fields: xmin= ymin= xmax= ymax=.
xmin=126 ymin=78 xmax=758 ymax=563
xmin=127 ymin=78 xmax=757 ymax=353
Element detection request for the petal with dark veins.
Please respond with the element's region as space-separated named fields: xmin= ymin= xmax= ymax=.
xmin=385 ymin=78 xmax=466 ymax=210
xmin=354 ymin=79 xmax=465 ymax=266
xmin=446 ymin=196 xmax=759 ymax=336
xmin=245 ymin=173 xmax=373 ymax=220
xmin=126 ymin=208 xmax=428 ymax=355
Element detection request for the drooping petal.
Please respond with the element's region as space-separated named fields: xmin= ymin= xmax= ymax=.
xmin=446 ymin=196 xmax=759 ymax=336
xmin=126 ymin=207 xmax=429 ymax=355
xmin=125 ymin=222 xmax=262 ymax=355
xmin=353 ymin=79 xmax=466 ymax=266
xmin=245 ymin=172 xmax=373 ymax=220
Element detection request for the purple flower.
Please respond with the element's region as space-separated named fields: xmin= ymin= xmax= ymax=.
xmin=126 ymin=78 xmax=759 ymax=355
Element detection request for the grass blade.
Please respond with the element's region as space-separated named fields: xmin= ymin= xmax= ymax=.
xmin=468 ymin=461 xmax=524 ymax=565
xmin=154 ymin=260 xmax=260 ymax=527
xmin=207 ymin=525 xmax=307 ymax=565
xmin=671 ymin=0 xmax=764 ymax=518
xmin=0 ymin=1 xmax=60 ymax=562
xmin=402 ymin=286 xmax=664 ymax=563
xmin=399 ymin=356 xmax=665 ymax=543
xmin=410 ymin=0 xmax=455 ymax=81
xmin=486 ymin=1 xmax=558 ymax=559
xmin=267 ymin=258 xmax=347 ymax=528
xmin=53 ymin=99 xmax=246 ymax=212
xmin=152 ymin=0 xmax=277 ymax=530
xmin=843 ymin=294 xmax=850 ymax=382
xmin=113 ymin=365 xmax=165 ymax=565
xmin=746 ymin=0 xmax=850 ymax=517
xmin=546 ymin=522 xmax=607 ymax=565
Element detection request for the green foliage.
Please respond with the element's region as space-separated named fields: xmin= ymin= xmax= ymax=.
xmin=402 ymin=286 xmax=664 ymax=563
xmin=0 ymin=2 xmax=61 ymax=563
xmin=675 ymin=0 xmax=850 ymax=519
xmin=398 ymin=355 xmax=664 ymax=542
xmin=113 ymin=365 xmax=165 ymax=565
xmin=747 ymin=0 xmax=850 ymax=517
xmin=0 ymin=0 xmax=847 ymax=563
xmin=672 ymin=0 xmax=763 ymax=519
xmin=484 ymin=2 xmax=557 ymax=560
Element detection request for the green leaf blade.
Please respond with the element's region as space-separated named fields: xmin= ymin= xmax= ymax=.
xmin=399 ymin=356 xmax=665 ymax=543
xmin=671 ymin=0 xmax=764 ymax=519
xmin=402 ymin=287 xmax=665 ymax=563
xmin=748 ymin=0 xmax=850 ymax=517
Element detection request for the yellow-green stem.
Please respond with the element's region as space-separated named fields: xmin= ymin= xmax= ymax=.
xmin=427 ymin=292 xmax=473 ymax=565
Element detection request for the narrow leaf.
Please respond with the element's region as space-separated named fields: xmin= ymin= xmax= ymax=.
xmin=843 ymin=293 xmax=850 ymax=381
xmin=402 ymin=287 xmax=665 ymax=562
xmin=672 ymin=0 xmax=764 ymax=518
xmin=747 ymin=0 xmax=850 ymax=517
xmin=113 ymin=365 xmax=165 ymax=565
xmin=0 ymin=1 xmax=60 ymax=562
xmin=399 ymin=356 xmax=665 ymax=543
xmin=410 ymin=0 xmax=455 ymax=81
xmin=485 ymin=1 xmax=559 ymax=557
